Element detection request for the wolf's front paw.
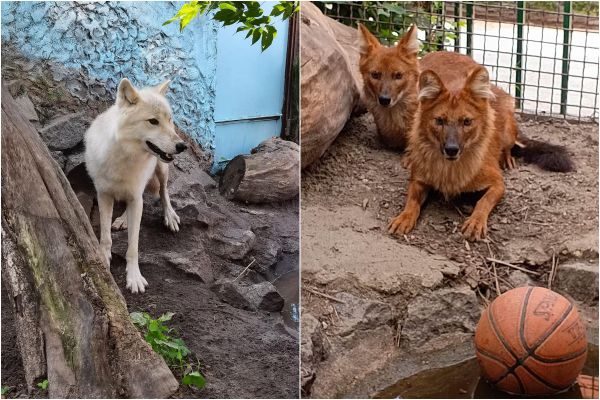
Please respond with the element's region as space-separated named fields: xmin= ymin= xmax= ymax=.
xmin=462 ymin=214 xmax=487 ymax=241
xmin=126 ymin=264 xmax=148 ymax=294
xmin=388 ymin=210 xmax=418 ymax=235
xmin=111 ymin=214 xmax=128 ymax=231
xmin=164 ymin=207 xmax=180 ymax=232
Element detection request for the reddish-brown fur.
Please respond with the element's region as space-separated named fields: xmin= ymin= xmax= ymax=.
xmin=388 ymin=52 xmax=518 ymax=241
xmin=358 ymin=25 xmax=420 ymax=150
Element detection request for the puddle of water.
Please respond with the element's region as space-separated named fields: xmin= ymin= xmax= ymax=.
xmin=375 ymin=344 xmax=598 ymax=399
xmin=272 ymin=269 xmax=299 ymax=331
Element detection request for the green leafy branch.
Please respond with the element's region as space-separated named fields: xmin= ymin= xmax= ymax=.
xmin=131 ymin=312 xmax=206 ymax=390
xmin=164 ymin=1 xmax=300 ymax=51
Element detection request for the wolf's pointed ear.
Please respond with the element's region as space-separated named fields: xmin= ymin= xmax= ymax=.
xmin=357 ymin=23 xmax=381 ymax=55
xmin=418 ymin=70 xmax=445 ymax=101
xmin=154 ymin=79 xmax=171 ymax=96
xmin=117 ymin=78 xmax=139 ymax=106
xmin=465 ymin=66 xmax=495 ymax=100
xmin=397 ymin=25 xmax=420 ymax=56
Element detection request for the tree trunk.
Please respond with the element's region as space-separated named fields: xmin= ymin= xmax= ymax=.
xmin=0 ymin=84 xmax=179 ymax=398
xmin=219 ymin=137 xmax=299 ymax=203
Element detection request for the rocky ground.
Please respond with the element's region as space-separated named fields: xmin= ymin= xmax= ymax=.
xmin=301 ymin=112 xmax=599 ymax=398
xmin=1 ymin=56 xmax=299 ymax=399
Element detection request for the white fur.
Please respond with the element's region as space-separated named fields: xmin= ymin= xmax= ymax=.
xmin=468 ymin=69 xmax=496 ymax=100
xmin=85 ymin=78 xmax=183 ymax=293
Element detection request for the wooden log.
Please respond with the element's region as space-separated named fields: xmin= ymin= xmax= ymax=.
xmin=0 ymin=83 xmax=179 ymax=398
xmin=219 ymin=137 xmax=299 ymax=203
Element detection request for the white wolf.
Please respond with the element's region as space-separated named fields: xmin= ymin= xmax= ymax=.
xmin=85 ymin=78 xmax=187 ymax=293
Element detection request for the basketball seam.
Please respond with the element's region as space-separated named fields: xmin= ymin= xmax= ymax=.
xmin=530 ymin=347 xmax=587 ymax=364
xmin=487 ymin=296 xmax=565 ymax=392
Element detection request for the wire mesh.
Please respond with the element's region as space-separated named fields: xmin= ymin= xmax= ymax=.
xmin=315 ymin=1 xmax=599 ymax=123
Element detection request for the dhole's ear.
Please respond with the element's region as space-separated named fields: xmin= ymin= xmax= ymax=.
xmin=465 ymin=66 xmax=495 ymax=100
xmin=117 ymin=78 xmax=139 ymax=106
xmin=357 ymin=23 xmax=381 ymax=55
xmin=418 ymin=70 xmax=445 ymax=101
xmin=397 ymin=25 xmax=420 ymax=56
xmin=154 ymin=79 xmax=171 ymax=96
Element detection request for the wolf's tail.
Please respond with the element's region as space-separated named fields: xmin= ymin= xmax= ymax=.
xmin=511 ymin=135 xmax=574 ymax=172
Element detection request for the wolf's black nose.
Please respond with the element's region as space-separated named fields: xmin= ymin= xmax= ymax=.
xmin=378 ymin=96 xmax=391 ymax=106
xmin=444 ymin=144 xmax=459 ymax=157
xmin=176 ymin=142 xmax=188 ymax=153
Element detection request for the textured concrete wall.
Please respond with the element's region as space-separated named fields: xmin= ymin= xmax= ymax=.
xmin=1 ymin=1 xmax=218 ymax=150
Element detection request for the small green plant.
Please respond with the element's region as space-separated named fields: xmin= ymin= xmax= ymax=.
xmin=1 ymin=386 xmax=12 ymax=396
xmin=164 ymin=1 xmax=300 ymax=51
xmin=36 ymin=379 xmax=48 ymax=391
xmin=130 ymin=312 xmax=205 ymax=389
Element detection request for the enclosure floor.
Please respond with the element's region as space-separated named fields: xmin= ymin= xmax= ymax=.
xmin=301 ymin=112 xmax=599 ymax=397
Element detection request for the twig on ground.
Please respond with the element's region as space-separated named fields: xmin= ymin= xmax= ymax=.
xmin=303 ymin=287 xmax=346 ymax=304
xmin=233 ymin=258 xmax=256 ymax=282
xmin=485 ymin=257 xmax=541 ymax=276
xmin=548 ymin=249 xmax=557 ymax=290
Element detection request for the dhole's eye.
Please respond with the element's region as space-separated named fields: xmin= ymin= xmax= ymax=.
xmin=370 ymin=71 xmax=382 ymax=80
xmin=393 ymin=72 xmax=403 ymax=80
xmin=463 ymin=118 xmax=472 ymax=126
xmin=148 ymin=118 xmax=159 ymax=125
xmin=435 ymin=117 xmax=444 ymax=126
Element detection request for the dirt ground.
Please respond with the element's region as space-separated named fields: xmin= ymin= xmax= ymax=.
xmin=301 ymin=112 xmax=599 ymax=398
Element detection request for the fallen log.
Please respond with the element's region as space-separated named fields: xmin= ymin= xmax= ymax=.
xmin=0 ymin=83 xmax=178 ymax=398
xmin=219 ymin=137 xmax=299 ymax=203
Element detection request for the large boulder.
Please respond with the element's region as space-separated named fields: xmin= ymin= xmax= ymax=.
xmin=300 ymin=3 xmax=362 ymax=168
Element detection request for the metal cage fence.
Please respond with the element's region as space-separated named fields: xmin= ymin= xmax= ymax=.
xmin=315 ymin=1 xmax=599 ymax=123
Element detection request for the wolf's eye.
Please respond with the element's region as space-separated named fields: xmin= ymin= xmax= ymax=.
xmin=371 ymin=71 xmax=382 ymax=80
xmin=463 ymin=118 xmax=472 ymax=126
xmin=393 ymin=72 xmax=403 ymax=80
xmin=148 ymin=118 xmax=159 ymax=125
xmin=435 ymin=117 xmax=444 ymax=126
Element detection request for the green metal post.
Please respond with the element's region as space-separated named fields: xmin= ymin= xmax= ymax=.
xmin=466 ymin=2 xmax=473 ymax=56
xmin=454 ymin=2 xmax=461 ymax=52
xmin=561 ymin=2 xmax=572 ymax=115
xmin=515 ymin=1 xmax=525 ymax=110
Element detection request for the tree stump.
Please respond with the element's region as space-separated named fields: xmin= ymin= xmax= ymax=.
xmin=0 ymin=83 xmax=179 ymax=398
xmin=219 ymin=137 xmax=299 ymax=203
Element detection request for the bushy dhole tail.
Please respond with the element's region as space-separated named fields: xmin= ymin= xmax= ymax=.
xmin=512 ymin=136 xmax=574 ymax=172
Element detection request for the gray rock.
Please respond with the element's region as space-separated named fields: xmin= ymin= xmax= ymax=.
xmin=39 ymin=112 xmax=90 ymax=151
xmin=208 ymin=228 xmax=256 ymax=260
xmin=301 ymin=313 xmax=327 ymax=394
xmin=333 ymin=292 xmax=393 ymax=337
xmin=50 ymin=151 xmax=67 ymax=170
xmin=64 ymin=151 xmax=86 ymax=175
xmin=14 ymin=94 xmax=38 ymax=121
xmin=212 ymin=280 xmax=284 ymax=311
xmin=402 ymin=285 xmax=481 ymax=351
xmin=508 ymin=270 xmax=535 ymax=288
xmin=112 ymin=225 xmax=214 ymax=283
xmin=252 ymin=237 xmax=283 ymax=274
xmin=555 ymin=262 xmax=599 ymax=305
xmin=560 ymin=230 xmax=599 ymax=259
xmin=503 ymin=240 xmax=551 ymax=266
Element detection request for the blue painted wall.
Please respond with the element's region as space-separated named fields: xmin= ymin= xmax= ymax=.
xmin=1 ymin=1 xmax=289 ymax=167
xmin=1 ymin=2 xmax=216 ymax=151
xmin=213 ymin=2 xmax=288 ymax=171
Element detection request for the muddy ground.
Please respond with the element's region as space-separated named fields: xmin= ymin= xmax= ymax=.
xmin=301 ymin=112 xmax=599 ymax=398
xmin=1 ymin=54 xmax=299 ymax=399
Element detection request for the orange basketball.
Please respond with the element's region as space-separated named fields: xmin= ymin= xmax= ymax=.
xmin=475 ymin=286 xmax=588 ymax=395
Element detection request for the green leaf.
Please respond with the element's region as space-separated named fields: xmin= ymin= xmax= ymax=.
xmin=182 ymin=371 xmax=206 ymax=389
xmin=158 ymin=312 xmax=175 ymax=322
xmin=1 ymin=386 xmax=12 ymax=396
xmin=218 ymin=2 xmax=237 ymax=12
xmin=251 ymin=28 xmax=261 ymax=44
xmin=37 ymin=379 xmax=48 ymax=391
xmin=130 ymin=312 xmax=148 ymax=327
